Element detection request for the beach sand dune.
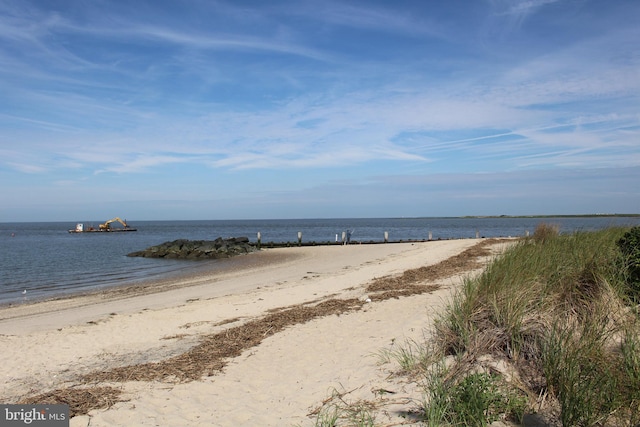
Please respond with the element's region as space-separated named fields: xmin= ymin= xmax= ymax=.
xmin=0 ymin=239 xmax=503 ymax=426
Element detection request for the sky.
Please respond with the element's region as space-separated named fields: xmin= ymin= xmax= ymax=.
xmin=1 ymin=0 xmax=639 ymax=222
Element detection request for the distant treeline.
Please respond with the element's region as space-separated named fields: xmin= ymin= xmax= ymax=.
xmin=459 ymin=214 xmax=640 ymax=219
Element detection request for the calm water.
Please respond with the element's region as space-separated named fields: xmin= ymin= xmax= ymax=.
xmin=1 ymin=217 xmax=638 ymax=305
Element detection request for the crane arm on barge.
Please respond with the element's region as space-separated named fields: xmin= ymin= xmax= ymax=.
xmin=99 ymin=217 xmax=129 ymax=230
xmin=69 ymin=217 xmax=137 ymax=233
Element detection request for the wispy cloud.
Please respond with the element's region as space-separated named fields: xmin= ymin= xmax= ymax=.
xmin=489 ymin=0 xmax=562 ymax=31
xmin=499 ymin=0 xmax=561 ymax=17
xmin=283 ymin=1 xmax=449 ymax=40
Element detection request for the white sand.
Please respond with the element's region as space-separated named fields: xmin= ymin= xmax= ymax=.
xmin=0 ymin=239 xmax=489 ymax=426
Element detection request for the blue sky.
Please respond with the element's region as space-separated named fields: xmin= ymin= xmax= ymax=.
xmin=1 ymin=0 xmax=639 ymax=222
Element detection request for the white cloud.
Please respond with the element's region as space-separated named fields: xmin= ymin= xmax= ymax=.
xmin=489 ymin=0 xmax=562 ymax=32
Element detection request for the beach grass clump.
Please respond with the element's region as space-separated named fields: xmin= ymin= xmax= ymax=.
xmin=307 ymin=388 xmax=377 ymax=427
xmin=532 ymin=222 xmax=560 ymax=243
xmin=617 ymin=226 xmax=640 ymax=302
xmin=542 ymin=316 xmax=624 ymax=426
xmin=422 ymin=368 xmax=527 ymax=427
xmin=425 ymin=225 xmax=640 ymax=426
xmin=312 ymin=404 xmax=340 ymax=427
xmin=376 ymin=337 xmax=435 ymax=373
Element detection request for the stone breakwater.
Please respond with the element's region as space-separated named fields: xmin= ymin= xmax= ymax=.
xmin=127 ymin=237 xmax=257 ymax=260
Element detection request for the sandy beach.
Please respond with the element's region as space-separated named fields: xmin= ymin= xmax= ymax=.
xmin=0 ymin=239 xmax=504 ymax=426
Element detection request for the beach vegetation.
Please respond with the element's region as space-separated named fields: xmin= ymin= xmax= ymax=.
xmin=414 ymin=225 xmax=640 ymax=426
xmin=306 ymin=387 xmax=377 ymax=427
xmin=531 ymin=221 xmax=560 ymax=243
xmin=617 ymin=226 xmax=640 ymax=302
xmin=312 ymin=404 xmax=339 ymax=427
xmin=375 ymin=337 xmax=433 ymax=373
xmin=423 ymin=369 xmax=526 ymax=426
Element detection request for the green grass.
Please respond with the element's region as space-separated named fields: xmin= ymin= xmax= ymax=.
xmin=422 ymin=363 xmax=526 ymax=427
xmin=419 ymin=225 xmax=640 ymax=426
xmin=375 ymin=337 xmax=434 ymax=373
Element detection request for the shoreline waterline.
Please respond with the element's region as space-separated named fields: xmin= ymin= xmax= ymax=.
xmin=0 ymin=240 xmax=486 ymax=336
xmin=0 ymin=236 xmax=494 ymax=316
xmin=0 ymin=248 xmax=302 ymax=320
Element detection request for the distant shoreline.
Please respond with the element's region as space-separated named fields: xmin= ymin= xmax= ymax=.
xmin=1 ymin=214 xmax=640 ymax=225
xmin=458 ymin=213 xmax=640 ymax=219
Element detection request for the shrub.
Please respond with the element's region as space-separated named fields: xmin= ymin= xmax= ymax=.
xmin=532 ymin=222 xmax=560 ymax=243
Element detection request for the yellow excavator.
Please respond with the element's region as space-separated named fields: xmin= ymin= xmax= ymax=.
xmin=69 ymin=217 xmax=136 ymax=233
xmin=99 ymin=217 xmax=129 ymax=231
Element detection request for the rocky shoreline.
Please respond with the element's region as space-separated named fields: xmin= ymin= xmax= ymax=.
xmin=127 ymin=236 xmax=452 ymax=261
xmin=127 ymin=237 xmax=257 ymax=260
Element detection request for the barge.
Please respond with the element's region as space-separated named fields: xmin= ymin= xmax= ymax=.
xmin=68 ymin=217 xmax=137 ymax=233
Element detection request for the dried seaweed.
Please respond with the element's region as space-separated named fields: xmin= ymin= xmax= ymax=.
xmin=366 ymin=239 xmax=501 ymax=299
xmin=84 ymin=298 xmax=364 ymax=383
xmin=19 ymin=386 xmax=123 ymax=418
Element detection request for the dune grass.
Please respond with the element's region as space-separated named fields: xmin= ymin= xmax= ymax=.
xmin=404 ymin=225 xmax=640 ymax=426
xmin=309 ymin=226 xmax=640 ymax=425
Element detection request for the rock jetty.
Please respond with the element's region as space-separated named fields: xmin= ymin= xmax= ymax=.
xmin=127 ymin=237 xmax=257 ymax=260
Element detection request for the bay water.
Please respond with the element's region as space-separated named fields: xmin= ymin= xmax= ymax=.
xmin=1 ymin=217 xmax=638 ymax=305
